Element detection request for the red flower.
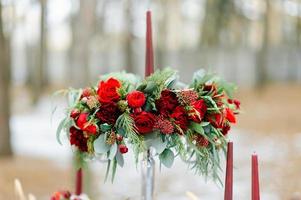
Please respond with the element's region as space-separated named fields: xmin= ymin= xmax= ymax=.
xmin=154 ymin=115 xmax=174 ymax=134
xmin=70 ymin=126 xmax=88 ymax=152
xmin=222 ymin=124 xmax=231 ymax=135
xmin=189 ymin=99 xmax=207 ymax=122
xmin=156 ymin=90 xmax=179 ymax=116
xmin=132 ymin=112 xmax=155 ymax=134
xmin=51 ymin=191 xmax=71 ymax=200
xmin=195 ymin=135 xmax=209 ymax=147
xmin=207 ymin=112 xmax=225 ymax=128
xmin=228 ymin=99 xmax=241 ymax=109
xmin=170 ymin=106 xmax=189 ymax=131
xmin=203 ymin=84 xmax=218 ymax=96
xmin=97 ymin=78 xmax=121 ymax=103
xmin=119 ymin=144 xmax=128 ymax=154
xmin=226 ymin=108 xmax=236 ymax=123
xmin=126 ymin=90 xmax=146 ymax=108
xmin=76 ymin=113 xmax=98 ymax=134
xmin=96 ymin=102 xmax=120 ymax=124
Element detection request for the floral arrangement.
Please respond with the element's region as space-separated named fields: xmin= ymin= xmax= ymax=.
xmin=50 ymin=191 xmax=90 ymax=200
xmin=56 ymin=68 xmax=240 ymax=182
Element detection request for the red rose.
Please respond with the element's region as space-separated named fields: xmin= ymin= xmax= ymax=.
xmin=126 ymin=90 xmax=146 ymax=108
xmin=96 ymin=102 xmax=120 ymax=124
xmin=76 ymin=113 xmax=98 ymax=134
xmin=70 ymin=126 xmax=88 ymax=152
xmin=132 ymin=112 xmax=155 ymax=134
xmin=170 ymin=106 xmax=189 ymax=131
xmin=97 ymin=78 xmax=121 ymax=103
xmin=156 ymin=90 xmax=179 ymax=116
xmin=228 ymin=99 xmax=241 ymax=109
xmin=189 ymin=99 xmax=207 ymax=122
xmin=225 ymin=108 xmax=236 ymax=123
xmin=119 ymin=144 xmax=128 ymax=154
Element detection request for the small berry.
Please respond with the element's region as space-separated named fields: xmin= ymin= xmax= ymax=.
xmin=70 ymin=109 xmax=80 ymax=119
xmin=116 ymin=134 xmax=123 ymax=142
xmin=119 ymin=144 xmax=128 ymax=154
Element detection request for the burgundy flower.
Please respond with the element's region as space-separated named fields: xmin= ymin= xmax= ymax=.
xmin=156 ymin=90 xmax=179 ymax=116
xmin=96 ymin=102 xmax=121 ymax=124
xmin=154 ymin=115 xmax=174 ymax=135
xmin=70 ymin=126 xmax=88 ymax=152
xmin=170 ymin=106 xmax=189 ymax=131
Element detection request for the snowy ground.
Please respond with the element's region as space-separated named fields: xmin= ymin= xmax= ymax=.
xmin=4 ymin=86 xmax=301 ymax=199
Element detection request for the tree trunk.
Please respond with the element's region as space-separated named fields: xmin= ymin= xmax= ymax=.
xmin=69 ymin=0 xmax=96 ymax=87
xmin=256 ymin=0 xmax=270 ymax=87
xmin=0 ymin=1 xmax=12 ymax=156
xmin=124 ymin=0 xmax=134 ymax=73
xmin=33 ymin=0 xmax=48 ymax=103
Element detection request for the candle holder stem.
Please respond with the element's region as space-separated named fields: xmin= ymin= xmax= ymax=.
xmin=141 ymin=149 xmax=155 ymax=200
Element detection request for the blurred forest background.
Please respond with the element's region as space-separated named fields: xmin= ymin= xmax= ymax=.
xmin=0 ymin=0 xmax=301 ymax=199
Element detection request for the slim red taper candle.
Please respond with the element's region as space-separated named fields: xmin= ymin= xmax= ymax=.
xmin=252 ymin=154 xmax=260 ymax=200
xmin=224 ymin=142 xmax=233 ymax=200
xmin=145 ymin=10 xmax=154 ymax=77
xmin=75 ymin=168 xmax=83 ymax=195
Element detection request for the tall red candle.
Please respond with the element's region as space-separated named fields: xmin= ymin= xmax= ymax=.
xmin=145 ymin=10 xmax=154 ymax=77
xmin=252 ymin=154 xmax=260 ymax=200
xmin=75 ymin=168 xmax=83 ymax=195
xmin=224 ymin=142 xmax=233 ymax=200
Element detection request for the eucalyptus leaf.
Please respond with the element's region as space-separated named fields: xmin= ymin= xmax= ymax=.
xmin=144 ymin=81 xmax=157 ymax=93
xmin=116 ymin=151 xmax=124 ymax=167
xmin=191 ymin=122 xmax=204 ymax=135
xmin=93 ymin=134 xmax=110 ymax=154
xmin=149 ymin=137 xmax=167 ymax=154
xmin=100 ymin=123 xmax=111 ymax=132
xmin=56 ymin=118 xmax=67 ymax=145
xmin=108 ymin=143 xmax=117 ymax=160
xmin=159 ymin=149 xmax=175 ymax=168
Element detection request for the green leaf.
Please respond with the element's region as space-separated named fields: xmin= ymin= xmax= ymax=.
xmin=144 ymin=81 xmax=157 ymax=93
xmin=93 ymin=134 xmax=110 ymax=154
xmin=201 ymin=122 xmax=210 ymax=127
xmin=190 ymin=122 xmax=205 ymax=135
xmin=116 ymin=151 xmax=124 ymax=167
xmin=108 ymin=143 xmax=117 ymax=160
xmin=148 ymin=136 xmax=167 ymax=154
xmin=104 ymin=160 xmax=111 ymax=182
xmin=111 ymin=158 xmax=117 ymax=183
xmin=100 ymin=123 xmax=111 ymax=132
xmin=56 ymin=118 xmax=67 ymax=145
xmin=159 ymin=149 xmax=175 ymax=168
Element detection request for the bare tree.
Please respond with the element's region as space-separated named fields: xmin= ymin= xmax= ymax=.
xmin=124 ymin=0 xmax=134 ymax=73
xmin=0 ymin=1 xmax=12 ymax=156
xmin=32 ymin=0 xmax=48 ymax=103
xmin=69 ymin=0 xmax=97 ymax=87
xmin=256 ymin=0 xmax=271 ymax=87
xmin=201 ymin=0 xmax=235 ymax=46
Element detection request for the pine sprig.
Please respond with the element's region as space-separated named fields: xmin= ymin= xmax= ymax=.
xmin=115 ymin=112 xmax=145 ymax=156
xmin=140 ymin=68 xmax=178 ymax=100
